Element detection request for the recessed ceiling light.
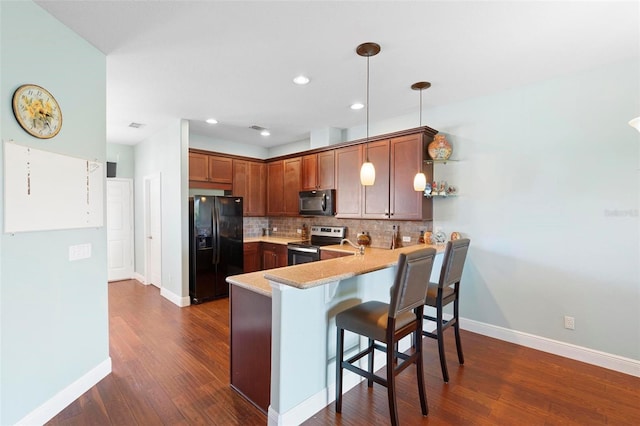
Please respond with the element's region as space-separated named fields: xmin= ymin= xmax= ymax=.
xmin=293 ymin=75 xmax=310 ymax=85
xmin=206 ymin=118 xmax=218 ymax=124
xmin=350 ymin=103 xmax=364 ymax=110
xmin=260 ymin=130 xmax=270 ymax=136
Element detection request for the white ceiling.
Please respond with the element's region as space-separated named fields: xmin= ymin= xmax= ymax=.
xmin=35 ymin=1 xmax=639 ymax=148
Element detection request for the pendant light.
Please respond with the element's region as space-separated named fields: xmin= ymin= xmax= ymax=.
xmin=629 ymin=117 xmax=640 ymax=132
xmin=411 ymin=81 xmax=431 ymax=191
xmin=357 ymin=42 xmax=380 ymax=186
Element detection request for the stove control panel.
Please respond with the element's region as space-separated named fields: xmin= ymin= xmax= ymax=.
xmin=310 ymin=225 xmax=346 ymax=239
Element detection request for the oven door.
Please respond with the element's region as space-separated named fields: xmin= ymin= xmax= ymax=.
xmin=287 ymin=245 xmax=320 ymax=266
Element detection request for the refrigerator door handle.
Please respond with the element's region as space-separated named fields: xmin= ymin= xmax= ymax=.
xmin=214 ymin=199 xmax=221 ymax=265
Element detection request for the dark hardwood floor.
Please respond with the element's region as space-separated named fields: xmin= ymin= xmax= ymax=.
xmin=48 ymin=280 xmax=640 ymax=425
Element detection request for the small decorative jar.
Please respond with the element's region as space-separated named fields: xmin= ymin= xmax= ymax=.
xmin=357 ymin=231 xmax=371 ymax=246
xmin=428 ymin=134 xmax=452 ymax=161
xmin=424 ymin=231 xmax=433 ymax=245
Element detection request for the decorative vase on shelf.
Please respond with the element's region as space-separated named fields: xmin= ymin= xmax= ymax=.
xmin=428 ymin=134 xmax=452 ymax=160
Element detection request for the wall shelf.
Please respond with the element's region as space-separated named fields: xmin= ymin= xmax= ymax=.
xmin=424 ymin=159 xmax=458 ymax=165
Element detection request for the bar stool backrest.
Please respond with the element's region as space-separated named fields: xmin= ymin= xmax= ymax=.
xmin=388 ymin=248 xmax=437 ymax=319
xmin=438 ymin=238 xmax=470 ymax=289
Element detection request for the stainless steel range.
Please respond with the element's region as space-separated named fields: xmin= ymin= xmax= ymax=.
xmin=287 ymin=225 xmax=346 ymax=266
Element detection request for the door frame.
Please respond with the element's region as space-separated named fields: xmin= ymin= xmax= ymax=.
xmin=143 ymin=172 xmax=162 ymax=288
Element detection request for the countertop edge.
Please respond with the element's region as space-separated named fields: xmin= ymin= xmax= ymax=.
xmin=228 ymin=244 xmax=445 ymax=294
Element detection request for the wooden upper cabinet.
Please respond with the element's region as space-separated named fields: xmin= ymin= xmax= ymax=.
xmin=362 ymin=140 xmax=391 ymax=219
xmin=359 ymin=133 xmax=432 ymax=220
xmin=302 ymin=154 xmax=318 ymax=190
xmin=233 ymin=160 xmax=248 ymax=200
xmin=189 ymin=151 xmax=233 ymax=190
xmin=208 ymin=155 xmax=233 ymax=184
xmin=390 ymin=133 xmax=432 ymax=220
xmin=189 ymin=152 xmax=210 ymax=182
xmin=302 ymin=151 xmax=335 ymax=190
xmin=335 ymin=145 xmax=363 ymax=218
xmin=267 ymin=161 xmax=284 ymax=216
xmin=389 ymin=134 xmax=433 ymax=220
xmin=234 ymin=159 xmax=266 ymax=217
xmin=248 ymin=161 xmax=266 ymax=217
xmin=283 ymin=157 xmax=301 ymax=215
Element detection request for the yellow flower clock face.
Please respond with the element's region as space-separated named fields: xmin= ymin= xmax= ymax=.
xmin=12 ymin=84 xmax=62 ymax=139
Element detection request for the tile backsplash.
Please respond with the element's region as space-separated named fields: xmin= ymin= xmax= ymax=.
xmin=244 ymin=216 xmax=433 ymax=248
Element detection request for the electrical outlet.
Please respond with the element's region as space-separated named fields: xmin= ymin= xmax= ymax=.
xmin=564 ymin=316 xmax=575 ymax=330
xmin=297 ymin=228 xmax=302 ymax=234
xmin=273 ymin=227 xmax=277 ymax=232
xmin=402 ymin=236 xmax=411 ymax=243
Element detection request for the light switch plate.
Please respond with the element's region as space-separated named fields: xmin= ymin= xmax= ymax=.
xmin=69 ymin=243 xmax=92 ymax=261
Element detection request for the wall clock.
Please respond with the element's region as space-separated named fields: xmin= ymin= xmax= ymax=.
xmin=12 ymin=84 xmax=62 ymax=139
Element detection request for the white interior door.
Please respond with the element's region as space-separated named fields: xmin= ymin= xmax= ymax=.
xmin=145 ymin=173 xmax=162 ymax=288
xmin=107 ymin=179 xmax=134 ymax=281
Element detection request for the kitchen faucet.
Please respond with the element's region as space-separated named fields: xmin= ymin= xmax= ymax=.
xmin=340 ymin=238 xmax=365 ymax=255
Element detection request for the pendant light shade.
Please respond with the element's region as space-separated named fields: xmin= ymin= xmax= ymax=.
xmin=629 ymin=117 xmax=640 ymax=132
xmin=357 ymin=42 xmax=381 ymax=186
xmin=413 ymin=172 xmax=427 ymax=191
xmin=360 ymin=161 xmax=376 ymax=186
xmin=411 ymin=81 xmax=431 ymax=192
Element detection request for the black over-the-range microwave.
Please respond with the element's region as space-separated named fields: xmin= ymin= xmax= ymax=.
xmin=298 ymin=189 xmax=336 ymax=216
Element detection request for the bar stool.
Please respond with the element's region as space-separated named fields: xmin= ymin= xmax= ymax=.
xmin=335 ymin=248 xmax=437 ymax=426
xmin=423 ymin=238 xmax=470 ymax=383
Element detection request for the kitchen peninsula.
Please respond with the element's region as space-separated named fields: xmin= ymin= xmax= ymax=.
xmin=227 ymin=244 xmax=444 ymax=425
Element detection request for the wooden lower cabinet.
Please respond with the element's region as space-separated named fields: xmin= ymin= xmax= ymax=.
xmin=229 ymin=285 xmax=271 ymax=413
xmin=243 ymin=242 xmax=261 ymax=273
xmin=261 ymin=243 xmax=287 ymax=270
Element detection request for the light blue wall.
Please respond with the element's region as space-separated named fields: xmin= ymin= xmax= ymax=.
xmin=106 ymin=143 xmax=135 ymax=178
xmin=0 ymin=1 xmax=108 ymax=424
xmin=190 ymin=131 xmax=269 ymax=159
xmin=350 ymin=59 xmax=640 ymax=360
xmin=134 ymin=120 xmax=189 ymax=301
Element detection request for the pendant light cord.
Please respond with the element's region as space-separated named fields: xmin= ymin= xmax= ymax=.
xmin=365 ymin=55 xmax=370 ymax=161
xmin=419 ymin=88 xmax=423 ymax=126
xmin=366 ymin=55 xmax=370 ymax=142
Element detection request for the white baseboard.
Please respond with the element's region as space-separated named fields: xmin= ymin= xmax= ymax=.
xmin=461 ymin=318 xmax=640 ymax=378
xmin=16 ymin=357 xmax=112 ymax=426
xmin=133 ymin=272 xmax=146 ymax=284
xmin=267 ymin=337 xmax=412 ymax=425
xmin=268 ymin=370 xmax=363 ymax=426
xmin=160 ymin=287 xmax=191 ymax=307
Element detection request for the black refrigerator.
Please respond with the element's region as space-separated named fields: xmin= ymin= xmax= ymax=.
xmin=189 ymin=195 xmax=243 ymax=304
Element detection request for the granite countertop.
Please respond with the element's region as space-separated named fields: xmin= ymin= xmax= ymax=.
xmin=227 ymin=244 xmax=444 ymax=297
xmin=243 ymin=236 xmax=297 ymax=245
xmin=242 ymin=238 xmax=375 ymax=254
